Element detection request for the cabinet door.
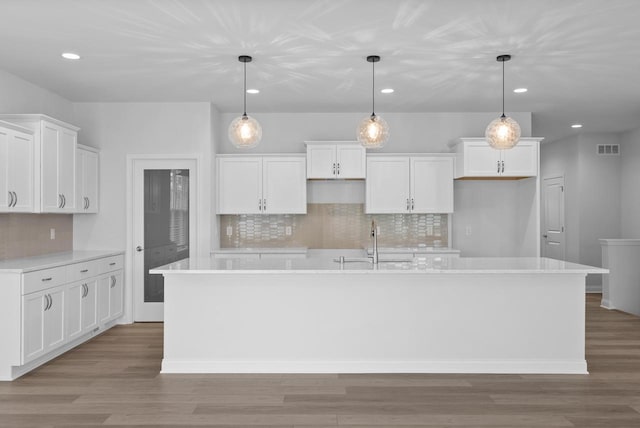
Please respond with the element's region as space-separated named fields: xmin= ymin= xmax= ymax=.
xmin=82 ymin=280 xmax=98 ymax=332
xmin=58 ymin=128 xmax=77 ymax=212
xmin=262 ymin=157 xmax=307 ymax=214
xmin=8 ymin=131 xmax=34 ymax=212
xmin=0 ymin=128 xmax=8 ymax=211
xmin=22 ymin=293 xmax=45 ymax=363
xmin=366 ymin=157 xmax=410 ymax=213
xmin=501 ymin=140 xmax=538 ymax=177
xmin=217 ymin=157 xmax=262 ymax=214
xmin=76 ymin=149 xmax=99 ymax=213
xmin=97 ymin=276 xmax=110 ymax=324
xmin=41 ymin=122 xmax=61 ymax=211
xmin=463 ymin=141 xmax=501 ymax=176
xmin=336 ymin=145 xmax=366 ymax=179
xmin=109 ymin=272 xmax=124 ymax=320
xmin=43 ymin=288 xmax=65 ymax=352
xmin=306 ymin=145 xmax=336 ymax=179
xmin=411 ymin=157 xmax=454 ymax=213
xmin=65 ymin=282 xmax=83 ymax=341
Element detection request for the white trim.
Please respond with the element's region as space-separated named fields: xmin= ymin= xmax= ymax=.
xmin=161 ymin=359 xmax=588 ymax=375
xmin=126 ymin=154 xmax=202 ymax=323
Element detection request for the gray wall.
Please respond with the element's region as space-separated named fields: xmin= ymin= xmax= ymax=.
xmin=540 ymin=133 xmax=622 ymax=289
xmin=621 ymin=127 xmax=640 ymax=237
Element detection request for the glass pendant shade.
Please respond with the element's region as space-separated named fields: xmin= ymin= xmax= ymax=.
xmin=229 ymin=114 xmax=262 ymax=148
xmin=485 ymin=115 xmax=521 ymax=149
xmin=357 ymin=114 xmax=389 ymax=148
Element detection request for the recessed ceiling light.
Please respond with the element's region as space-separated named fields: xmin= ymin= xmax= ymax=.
xmin=571 ymin=124 xmax=583 ymax=128
xmin=513 ymin=88 xmax=527 ymax=93
xmin=61 ymin=52 xmax=81 ymax=60
xmin=381 ymin=88 xmax=394 ymax=94
xmin=246 ymin=89 xmax=260 ymax=94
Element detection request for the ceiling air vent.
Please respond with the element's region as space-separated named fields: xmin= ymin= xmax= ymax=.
xmin=597 ymin=144 xmax=620 ymax=155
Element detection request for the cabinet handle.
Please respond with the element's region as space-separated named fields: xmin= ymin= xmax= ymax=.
xmin=8 ymin=191 xmax=14 ymax=208
xmin=44 ymin=294 xmax=51 ymax=311
xmin=501 ymin=160 xmax=505 ymax=173
xmin=110 ymin=276 xmax=116 ymax=288
xmin=406 ymin=198 xmax=410 ymax=211
xmin=62 ymin=194 xmax=66 ymax=208
xmin=258 ymin=199 xmax=262 ymax=211
xmin=497 ymin=160 xmax=500 ymax=173
xmin=411 ymin=198 xmax=414 ymax=210
xmin=87 ymin=197 xmax=90 ymax=210
xmin=263 ymin=199 xmax=266 ymax=211
xmin=332 ymin=163 xmax=336 ymax=175
xmin=48 ymin=294 xmax=53 ymax=310
xmin=58 ymin=194 xmax=63 ymax=208
xmin=41 ymin=277 xmax=52 ymax=282
xmin=109 ymin=262 xmax=116 ymax=266
xmin=337 ymin=163 xmax=340 ymax=175
xmin=80 ymin=269 xmax=89 ymax=273
xmin=12 ymin=192 xmax=17 ymax=207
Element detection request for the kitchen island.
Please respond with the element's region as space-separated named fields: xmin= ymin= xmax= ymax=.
xmin=151 ymin=254 xmax=606 ymax=374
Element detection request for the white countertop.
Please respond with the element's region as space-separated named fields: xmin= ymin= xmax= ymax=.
xmin=366 ymin=246 xmax=461 ymax=254
xmin=211 ymin=247 xmax=308 ymax=254
xmin=600 ymin=239 xmax=640 ymax=246
xmin=0 ymin=250 xmax=124 ymax=273
xmin=151 ymin=256 xmax=607 ymax=275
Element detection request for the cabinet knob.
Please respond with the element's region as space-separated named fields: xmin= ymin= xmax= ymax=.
xmin=136 ymin=246 xmax=144 ymax=252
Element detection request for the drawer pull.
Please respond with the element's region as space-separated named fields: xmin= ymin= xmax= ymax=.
xmin=109 ymin=262 xmax=116 ymax=266
xmin=41 ymin=277 xmax=53 ymax=282
xmin=80 ymin=269 xmax=89 ymax=273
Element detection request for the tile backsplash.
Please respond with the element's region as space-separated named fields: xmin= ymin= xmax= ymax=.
xmin=220 ymin=204 xmax=448 ymax=249
xmin=0 ymin=214 xmax=73 ymax=260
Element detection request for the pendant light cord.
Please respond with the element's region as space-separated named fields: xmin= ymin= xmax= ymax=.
xmin=371 ymin=59 xmax=376 ymax=117
xmin=501 ymin=58 xmax=506 ymax=118
xmin=243 ymin=60 xmax=247 ymax=117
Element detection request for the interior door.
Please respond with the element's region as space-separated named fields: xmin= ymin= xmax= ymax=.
xmin=542 ymin=175 xmax=566 ymax=260
xmin=133 ymin=159 xmax=197 ymax=321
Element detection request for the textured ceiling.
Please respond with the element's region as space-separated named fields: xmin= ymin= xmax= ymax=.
xmin=1 ymin=0 xmax=640 ymax=142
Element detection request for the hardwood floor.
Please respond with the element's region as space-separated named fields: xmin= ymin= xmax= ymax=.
xmin=1 ymin=294 xmax=639 ymax=427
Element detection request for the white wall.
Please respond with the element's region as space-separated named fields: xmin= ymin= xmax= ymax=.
xmin=621 ymin=127 xmax=640 ymax=237
xmin=72 ymin=102 xmax=214 ymax=257
xmin=0 ymin=70 xmax=74 ymax=122
xmin=216 ymin=112 xmax=533 ymax=154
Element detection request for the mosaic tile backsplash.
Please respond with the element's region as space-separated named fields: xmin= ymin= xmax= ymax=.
xmin=220 ymin=204 xmax=448 ymax=249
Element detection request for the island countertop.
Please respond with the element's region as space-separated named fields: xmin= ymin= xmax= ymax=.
xmin=151 ymin=254 xmax=607 ymax=275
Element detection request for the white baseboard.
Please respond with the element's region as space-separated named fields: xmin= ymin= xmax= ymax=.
xmin=161 ymin=359 xmax=588 ymax=375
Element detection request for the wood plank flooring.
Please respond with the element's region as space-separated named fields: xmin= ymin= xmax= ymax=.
xmin=1 ymin=294 xmax=639 ymax=427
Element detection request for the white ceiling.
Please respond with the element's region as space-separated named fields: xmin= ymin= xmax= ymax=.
xmin=2 ymin=0 xmax=640 ymax=143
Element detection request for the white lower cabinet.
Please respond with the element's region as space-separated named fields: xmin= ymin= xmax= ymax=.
xmin=0 ymin=252 xmax=124 ymax=380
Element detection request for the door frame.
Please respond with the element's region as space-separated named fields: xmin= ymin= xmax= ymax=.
xmin=126 ymin=154 xmax=203 ymax=323
xmin=541 ymin=174 xmax=566 ymax=260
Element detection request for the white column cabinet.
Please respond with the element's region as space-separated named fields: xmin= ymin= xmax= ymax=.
xmin=217 ymin=155 xmax=306 ymax=214
xmin=305 ymin=142 xmax=366 ymax=179
xmin=76 ymin=145 xmax=99 ymax=213
xmin=0 ymin=121 xmax=34 ymax=212
xmin=452 ymin=138 xmax=541 ymax=178
xmin=366 ymin=156 xmax=454 ymax=214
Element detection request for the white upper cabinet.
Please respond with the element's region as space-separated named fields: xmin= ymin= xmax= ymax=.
xmin=305 ymin=141 xmax=366 ymax=179
xmin=0 ymin=114 xmax=80 ymax=213
xmin=217 ymin=155 xmax=307 ymax=214
xmin=76 ymin=145 xmax=99 ymax=213
xmin=452 ymin=137 xmax=541 ymax=178
xmin=0 ymin=120 xmax=34 ymax=212
xmin=366 ymin=155 xmax=454 ymax=214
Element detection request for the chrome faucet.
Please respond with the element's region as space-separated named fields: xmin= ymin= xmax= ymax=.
xmin=370 ymin=220 xmax=379 ymax=264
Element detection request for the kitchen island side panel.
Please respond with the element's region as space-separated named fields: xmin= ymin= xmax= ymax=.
xmin=161 ymin=272 xmax=586 ymax=374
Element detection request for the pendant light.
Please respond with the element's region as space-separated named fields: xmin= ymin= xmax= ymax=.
xmin=357 ymin=55 xmax=389 ymax=149
xmin=228 ymin=55 xmax=262 ymax=148
xmin=485 ymin=54 xmax=521 ymax=150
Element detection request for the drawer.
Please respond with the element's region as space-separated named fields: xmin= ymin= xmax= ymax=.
xmin=22 ymin=266 xmax=67 ymax=295
xmin=100 ymin=255 xmax=124 ymax=273
xmin=67 ymin=259 xmax=101 ymax=282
